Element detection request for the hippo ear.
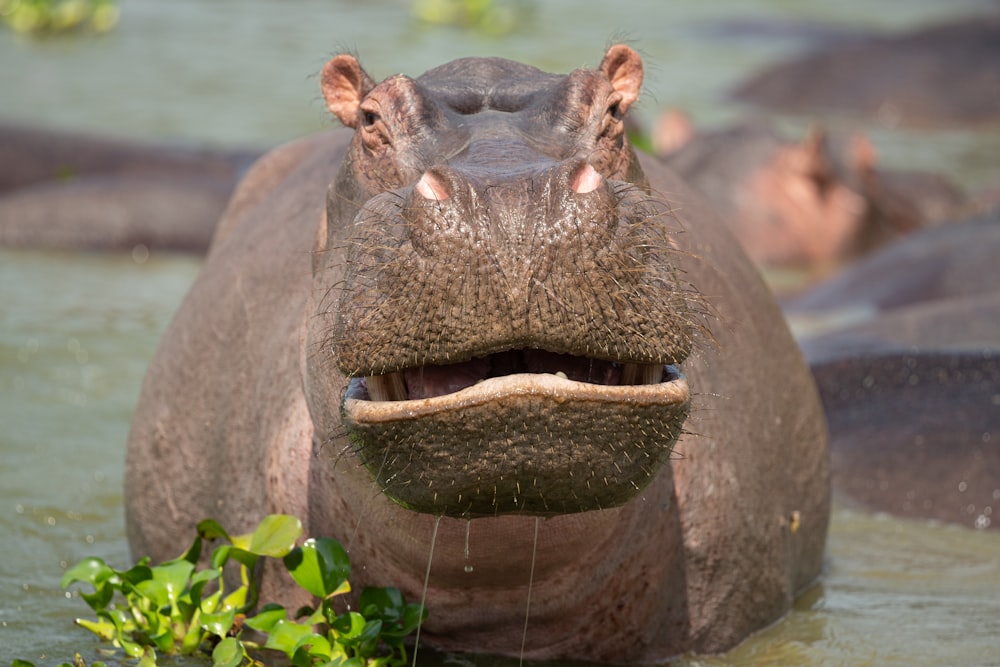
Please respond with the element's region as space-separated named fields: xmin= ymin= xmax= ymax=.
xmin=599 ymin=44 xmax=643 ymax=115
xmin=321 ymin=54 xmax=377 ymax=128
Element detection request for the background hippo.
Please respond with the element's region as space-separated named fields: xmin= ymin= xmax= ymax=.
xmin=649 ymin=112 xmax=966 ymax=271
xmin=787 ymin=212 xmax=1000 ymax=530
xmin=125 ymin=46 xmax=829 ymax=663
xmin=730 ymin=15 xmax=1000 ymax=128
xmin=0 ymin=124 xmax=259 ymax=252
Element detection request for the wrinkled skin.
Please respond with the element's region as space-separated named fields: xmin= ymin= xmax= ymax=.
xmin=126 ymin=46 xmax=829 ymax=662
xmin=0 ymin=123 xmax=259 ymax=252
xmin=731 ymin=16 xmax=1000 ymax=128
xmin=788 ymin=212 xmax=1000 ymax=529
xmin=651 ymin=112 xmax=966 ymax=269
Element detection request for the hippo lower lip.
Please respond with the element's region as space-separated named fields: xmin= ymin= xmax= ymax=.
xmin=341 ymin=353 xmax=690 ymax=518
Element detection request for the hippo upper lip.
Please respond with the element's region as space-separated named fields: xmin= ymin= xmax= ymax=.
xmin=353 ymin=347 xmax=681 ymax=403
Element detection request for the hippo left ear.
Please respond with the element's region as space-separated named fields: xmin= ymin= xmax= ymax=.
xmin=599 ymin=45 xmax=643 ymax=115
xmin=321 ymin=54 xmax=377 ymax=128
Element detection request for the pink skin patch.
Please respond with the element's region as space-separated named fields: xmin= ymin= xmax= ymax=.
xmin=572 ymin=164 xmax=603 ymax=194
xmin=415 ymin=171 xmax=450 ymax=201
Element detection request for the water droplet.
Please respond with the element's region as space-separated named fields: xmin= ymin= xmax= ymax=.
xmin=132 ymin=243 xmax=150 ymax=264
xmin=15 ymin=504 xmax=24 ymax=514
xmin=46 ymin=516 xmax=56 ymax=526
xmin=464 ymin=565 xmax=474 ymax=573
xmin=975 ymin=515 xmax=992 ymax=530
xmin=959 ymin=481 xmax=968 ymax=493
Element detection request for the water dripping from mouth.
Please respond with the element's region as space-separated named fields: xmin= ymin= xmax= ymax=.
xmin=412 ymin=515 xmax=441 ymax=667
xmin=464 ymin=519 xmax=474 ymax=573
xmin=519 ymin=517 xmax=540 ymax=667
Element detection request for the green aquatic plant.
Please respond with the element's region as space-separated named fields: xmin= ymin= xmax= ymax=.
xmin=411 ymin=0 xmax=533 ymax=35
xmin=0 ymin=0 xmax=119 ymax=35
xmin=13 ymin=514 xmax=426 ymax=667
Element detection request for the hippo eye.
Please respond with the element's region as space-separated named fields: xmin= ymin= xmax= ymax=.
xmin=361 ymin=109 xmax=379 ymax=127
xmin=608 ymin=101 xmax=622 ymax=121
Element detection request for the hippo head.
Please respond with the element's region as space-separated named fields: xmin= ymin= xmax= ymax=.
xmin=309 ymin=46 xmax=703 ymax=518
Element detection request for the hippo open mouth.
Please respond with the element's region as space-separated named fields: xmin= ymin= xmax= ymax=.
xmin=355 ymin=349 xmax=677 ymax=402
xmin=341 ymin=348 xmax=690 ymax=518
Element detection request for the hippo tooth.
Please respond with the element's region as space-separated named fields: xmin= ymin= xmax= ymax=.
xmin=366 ymin=372 xmax=407 ymax=402
xmin=621 ymin=362 xmax=664 ymax=385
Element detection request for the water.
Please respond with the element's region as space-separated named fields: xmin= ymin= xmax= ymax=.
xmin=2 ymin=1 xmax=1000 ymax=665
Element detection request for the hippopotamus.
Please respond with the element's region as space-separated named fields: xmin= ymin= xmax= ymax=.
xmin=787 ymin=212 xmax=1000 ymax=530
xmin=0 ymin=123 xmax=259 ymax=252
xmin=124 ymin=46 xmax=830 ymax=662
xmin=731 ymin=16 xmax=1000 ymax=128
xmin=650 ymin=111 xmax=966 ymax=270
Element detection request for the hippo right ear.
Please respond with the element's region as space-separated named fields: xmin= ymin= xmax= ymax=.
xmin=321 ymin=55 xmax=377 ymax=128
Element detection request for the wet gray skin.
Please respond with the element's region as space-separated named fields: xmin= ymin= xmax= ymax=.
xmin=310 ymin=47 xmax=701 ymax=518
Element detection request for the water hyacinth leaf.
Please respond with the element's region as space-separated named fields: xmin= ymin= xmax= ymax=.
xmin=180 ymin=533 xmax=203 ymax=565
xmin=135 ymin=578 xmax=170 ymax=609
xmin=359 ymin=586 xmax=404 ymax=621
xmin=98 ymin=608 xmax=144 ymax=658
xmin=189 ymin=567 xmax=222 ymax=606
xmin=136 ymin=648 xmax=158 ymax=667
xmin=248 ymin=514 xmax=302 ymax=557
xmin=60 ymin=557 xmax=116 ymax=610
xmin=197 ymin=518 xmax=232 ymax=543
xmin=76 ymin=616 xmax=116 ymax=640
xmin=120 ymin=562 xmax=154 ymax=594
xmin=201 ymin=606 xmax=237 ymax=638
xmin=243 ymin=602 xmax=287 ymax=633
xmin=263 ymin=618 xmax=319 ymax=655
xmin=182 ymin=615 xmax=207 ymax=654
xmin=212 ymin=637 xmax=244 ymax=667
xmin=330 ymin=610 xmax=367 ymax=640
xmin=150 ymin=559 xmax=196 ymax=609
xmin=211 ymin=544 xmax=233 ymax=570
xmin=283 ymin=537 xmax=350 ymax=599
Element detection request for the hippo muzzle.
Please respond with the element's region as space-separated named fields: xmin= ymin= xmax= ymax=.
xmin=315 ymin=45 xmax=703 ymax=518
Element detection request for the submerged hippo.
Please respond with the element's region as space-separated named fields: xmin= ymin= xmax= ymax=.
xmin=0 ymin=123 xmax=258 ymax=252
xmin=787 ymin=213 xmax=1000 ymax=530
xmin=651 ymin=111 xmax=965 ymax=270
xmin=731 ymin=16 xmax=1000 ymax=128
xmin=125 ymin=46 xmax=830 ymax=662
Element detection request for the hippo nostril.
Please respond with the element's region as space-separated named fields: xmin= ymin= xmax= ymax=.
xmin=415 ymin=171 xmax=450 ymax=201
xmin=571 ymin=163 xmax=604 ymax=194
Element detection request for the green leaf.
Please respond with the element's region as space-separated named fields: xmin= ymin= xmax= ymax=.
xmin=211 ymin=544 xmax=233 ymax=570
xmin=135 ymin=578 xmax=170 ymax=609
xmin=11 ymin=660 xmax=36 ymax=667
xmin=283 ymin=537 xmax=351 ymax=599
xmin=264 ymin=619 xmax=319 ymax=656
xmin=135 ymin=647 xmax=158 ymax=667
xmin=76 ymin=616 xmax=116 ymax=640
xmin=243 ymin=603 xmax=287 ymax=633
xmin=197 ymin=518 xmax=232 ymax=542
xmin=152 ymin=559 xmax=196 ymax=607
xmin=180 ymin=533 xmax=204 ymax=565
xmin=359 ymin=586 xmax=404 ymax=621
xmin=60 ymin=557 xmax=117 ymax=611
xmin=201 ymin=606 xmax=237 ymax=638
xmin=248 ymin=514 xmax=302 ymax=557
xmin=98 ymin=608 xmax=144 ymax=658
xmin=212 ymin=637 xmax=245 ymax=667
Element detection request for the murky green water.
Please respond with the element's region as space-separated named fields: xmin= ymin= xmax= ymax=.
xmin=2 ymin=1 xmax=1000 ymax=665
